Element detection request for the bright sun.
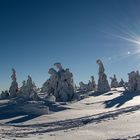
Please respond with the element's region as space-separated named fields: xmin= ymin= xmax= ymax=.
xmin=115 ymin=33 xmax=140 ymax=58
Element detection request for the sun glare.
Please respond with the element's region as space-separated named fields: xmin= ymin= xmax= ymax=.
xmin=112 ymin=31 xmax=140 ymax=59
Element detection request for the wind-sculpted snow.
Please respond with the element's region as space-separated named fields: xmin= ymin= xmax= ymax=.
xmin=0 ymin=99 xmax=69 ymax=124
xmin=1 ymin=88 xmax=140 ymax=140
xmin=108 ymin=134 xmax=140 ymax=140
xmin=1 ymin=103 xmax=140 ymax=139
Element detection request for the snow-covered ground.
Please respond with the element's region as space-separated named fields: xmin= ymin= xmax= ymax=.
xmin=1 ymin=87 xmax=140 ymax=140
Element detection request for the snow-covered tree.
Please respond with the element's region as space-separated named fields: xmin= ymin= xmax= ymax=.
xmin=110 ymin=74 xmax=119 ymax=88
xmin=19 ymin=76 xmax=39 ymax=100
xmin=97 ymin=59 xmax=110 ymax=93
xmin=42 ymin=63 xmax=78 ymax=102
xmin=9 ymin=68 xmax=18 ymax=98
xmin=118 ymin=78 xmax=125 ymax=87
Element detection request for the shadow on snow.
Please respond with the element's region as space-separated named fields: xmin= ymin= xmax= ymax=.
xmin=103 ymin=91 xmax=140 ymax=108
xmin=0 ymin=100 xmax=69 ymax=124
xmin=3 ymin=103 xmax=140 ymax=138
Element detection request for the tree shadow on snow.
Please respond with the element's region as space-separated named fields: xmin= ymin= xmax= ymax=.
xmin=0 ymin=100 xmax=69 ymax=124
xmin=0 ymin=103 xmax=41 ymax=124
xmin=89 ymin=91 xmax=104 ymax=97
xmin=104 ymin=91 xmax=140 ymax=108
xmin=104 ymin=92 xmax=113 ymax=96
xmin=91 ymin=91 xmax=119 ymax=97
xmin=6 ymin=104 xmax=140 ymax=138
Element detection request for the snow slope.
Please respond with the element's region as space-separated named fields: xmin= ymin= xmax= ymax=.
xmin=1 ymin=87 xmax=140 ymax=140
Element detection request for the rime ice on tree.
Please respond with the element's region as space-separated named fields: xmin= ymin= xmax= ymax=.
xmin=96 ymin=59 xmax=110 ymax=93
xmin=0 ymin=90 xmax=9 ymax=99
xmin=9 ymin=68 xmax=18 ymax=98
xmin=42 ymin=63 xmax=78 ymax=102
xmin=42 ymin=68 xmax=58 ymax=98
xmin=88 ymin=76 xmax=97 ymax=91
xmin=79 ymin=76 xmax=96 ymax=91
xmin=110 ymin=74 xmax=119 ymax=88
xmin=26 ymin=76 xmax=36 ymax=94
xmin=128 ymin=71 xmax=140 ymax=91
xmin=79 ymin=81 xmax=88 ymax=91
xmin=118 ymin=78 xmax=125 ymax=87
xmin=19 ymin=76 xmax=39 ymax=100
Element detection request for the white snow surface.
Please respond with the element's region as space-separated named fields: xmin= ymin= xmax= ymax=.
xmin=1 ymin=87 xmax=140 ymax=140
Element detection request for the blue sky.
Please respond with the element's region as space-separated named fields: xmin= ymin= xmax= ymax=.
xmin=0 ymin=0 xmax=140 ymax=91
